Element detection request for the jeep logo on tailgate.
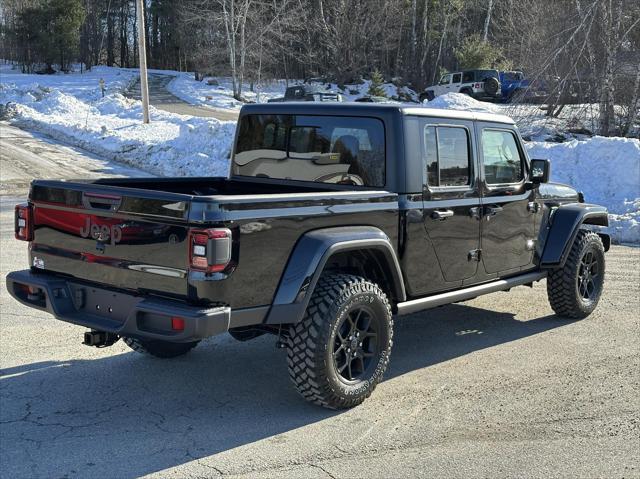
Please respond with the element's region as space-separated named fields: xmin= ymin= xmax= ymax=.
xmin=80 ymin=217 xmax=122 ymax=245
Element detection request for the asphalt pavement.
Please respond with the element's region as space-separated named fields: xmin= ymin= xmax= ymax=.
xmin=0 ymin=123 xmax=639 ymax=478
xmin=126 ymin=73 xmax=240 ymax=121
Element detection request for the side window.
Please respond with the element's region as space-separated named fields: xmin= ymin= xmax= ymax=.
xmin=424 ymin=126 xmax=471 ymax=187
xmin=452 ymin=73 xmax=462 ymax=83
xmin=462 ymin=71 xmax=474 ymax=82
xmin=481 ymin=130 xmax=525 ymax=184
xmin=439 ymin=74 xmax=451 ymax=85
xmin=425 ymin=127 xmax=438 ymax=185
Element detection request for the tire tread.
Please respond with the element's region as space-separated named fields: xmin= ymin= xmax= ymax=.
xmin=286 ymin=274 xmax=393 ymax=409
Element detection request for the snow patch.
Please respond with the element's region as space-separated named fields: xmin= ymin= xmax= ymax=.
xmin=526 ymin=137 xmax=640 ymax=244
xmin=423 ymin=92 xmax=501 ymax=113
xmin=1 ymin=85 xmax=236 ymax=178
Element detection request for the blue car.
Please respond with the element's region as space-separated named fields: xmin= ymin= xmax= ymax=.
xmin=499 ymin=71 xmax=548 ymax=103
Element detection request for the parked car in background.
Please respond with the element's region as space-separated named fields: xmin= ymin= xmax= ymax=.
xmin=499 ymin=70 xmax=548 ymax=103
xmin=420 ymin=69 xmax=501 ymax=103
xmin=268 ymin=84 xmax=343 ymax=102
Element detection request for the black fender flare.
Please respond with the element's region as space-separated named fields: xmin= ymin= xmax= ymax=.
xmin=540 ymin=203 xmax=610 ymax=268
xmin=264 ymin=226 xmax=406 ymax=324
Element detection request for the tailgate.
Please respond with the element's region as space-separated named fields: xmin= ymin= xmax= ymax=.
xmin=29 ymin=181 xmax=194 ymax=299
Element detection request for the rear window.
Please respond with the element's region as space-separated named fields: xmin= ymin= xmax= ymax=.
xmin=474 ymin=70 xmax=499 ymax=81
xmin=233 ymin=114 xmax=386 ymax=187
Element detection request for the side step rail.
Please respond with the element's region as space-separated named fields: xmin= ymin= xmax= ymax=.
xmin=396 ymin=271 xmax=547 ymax=316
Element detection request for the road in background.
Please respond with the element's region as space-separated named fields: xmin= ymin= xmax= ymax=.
xmin=126 ymin=73 xmax=240 ymax=121
xmin=0 ymin=123 xmax=150 ymax=197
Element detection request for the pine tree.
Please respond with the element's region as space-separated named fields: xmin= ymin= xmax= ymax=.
xmin=368 ymin=70 xmax=387 ymax=97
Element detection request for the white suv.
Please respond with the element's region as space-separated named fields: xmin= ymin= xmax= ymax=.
xmin=420 ymin=69 xmax=502 ymax=103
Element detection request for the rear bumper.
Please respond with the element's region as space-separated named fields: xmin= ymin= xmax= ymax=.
xmin=6 ymin=270 xmax=232 ymax=343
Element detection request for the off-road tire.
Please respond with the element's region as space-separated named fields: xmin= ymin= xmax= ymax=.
xmin=286 ymin=274 xmax=393 ymax=409
xmin=123 ymin=337 xmax=200 ymax=358
xmin=547 ymin=230 xmax=605 ymax=319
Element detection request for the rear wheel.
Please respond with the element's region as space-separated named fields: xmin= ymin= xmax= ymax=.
xmin=547 ymin=231 xmax=605 ymax=319
xmin=123 ymin=337 xmax=200 ymax=358
xmin=286 ymin=274 xmax=393 ymax=409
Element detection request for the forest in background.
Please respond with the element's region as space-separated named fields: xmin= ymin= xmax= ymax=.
xmin=0 ymin=0 xmax=639 ymax=137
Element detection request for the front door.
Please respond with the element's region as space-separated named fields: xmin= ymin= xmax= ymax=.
xmin=436 ymin=74 xmax=452 ymax=96
xmin=477 ymin=124 xmax=536 ymax=274
xmin=421 ymin=120 xmax=481 ymax=292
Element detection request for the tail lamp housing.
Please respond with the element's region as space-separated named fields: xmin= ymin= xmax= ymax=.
xmin=15 ymin=204 xmax=34 ymax=241
xmin=188 ymin=228 xmax=232 ymax=273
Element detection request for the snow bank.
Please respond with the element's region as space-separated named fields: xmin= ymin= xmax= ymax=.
xmin=0 ymin=64 xmax=137 ymax=102
xmin=0 ymin=86 xmax=236 ymax=178
xmin=526 ymin=137 xmax=640 ymax=244
xmin=167 ymin=73 xmax=289 ymax=109
xmin=423 ymin=92 xmax=500 ymax=113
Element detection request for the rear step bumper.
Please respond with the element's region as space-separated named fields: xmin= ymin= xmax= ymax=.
xmin=6 ymin=270 xmax=231 ymax=343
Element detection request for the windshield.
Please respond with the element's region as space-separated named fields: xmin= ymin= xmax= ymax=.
xmin=232 ymin=114 xmax=386 ymax=187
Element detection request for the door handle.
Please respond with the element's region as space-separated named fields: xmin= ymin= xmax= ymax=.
xmin=484 ymin=205 xmax=503 ymax=218
xmin=469 ymin=207 xmax=481 ymax=220
xmin=431 ymin=209 xmax=454 ymax=220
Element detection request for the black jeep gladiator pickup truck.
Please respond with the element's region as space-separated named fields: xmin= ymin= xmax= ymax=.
xmin=7 ymin=103 xmax=609 ymax=409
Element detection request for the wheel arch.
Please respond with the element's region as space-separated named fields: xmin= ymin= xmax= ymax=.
xmin=264 ymin=226 xmax=406 ymax=325
xmin=540 ymin=203 xmax=609 ymax=269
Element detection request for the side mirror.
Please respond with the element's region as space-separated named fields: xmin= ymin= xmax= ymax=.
xmin=530 ymin=159 xmax=550 ymax=184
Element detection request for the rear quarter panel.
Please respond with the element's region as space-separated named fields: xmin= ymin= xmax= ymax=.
xmin=188 ymin=191 xmax=399 ymax=308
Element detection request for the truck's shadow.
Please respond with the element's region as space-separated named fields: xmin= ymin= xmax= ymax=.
xmin=0 ymin=303 xmax=570 ymax=478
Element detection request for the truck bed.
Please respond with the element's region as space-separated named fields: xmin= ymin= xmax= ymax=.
xmin=27 ymin=176 xmax=399 ymax=309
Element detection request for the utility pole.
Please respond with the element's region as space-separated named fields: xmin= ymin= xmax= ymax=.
xmin=136 ymin=0 xmax=150 ymax=124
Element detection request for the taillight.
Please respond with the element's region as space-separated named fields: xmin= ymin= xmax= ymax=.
xmin=15 ymin=204 xmax=33 ymax=241
xmin=474 ymin=83 xmax=481 ymax=89
xmin=188 ymin=228 xmax=232 ymax=273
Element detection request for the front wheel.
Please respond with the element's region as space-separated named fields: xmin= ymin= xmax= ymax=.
xmin=286 ymin=274 xmax=393 ymax=409
xmin=123 ymin=337 xmax=200 ymax=358
xmin=547 ymin=230 xmax=605 ymax=319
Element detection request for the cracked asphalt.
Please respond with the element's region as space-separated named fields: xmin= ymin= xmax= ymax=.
xmin=1 ymin=125 xmax=639 ymax=478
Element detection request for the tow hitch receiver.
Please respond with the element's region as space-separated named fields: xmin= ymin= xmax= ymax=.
xmin=83 ymin=330 xmax=120 ymax=348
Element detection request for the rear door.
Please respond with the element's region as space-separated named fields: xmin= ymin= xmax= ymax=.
xmin=477 ymin=124 xmax=536 ymax=274
xmin=420 ymin=119 xmax=481 ymax=292
xmin=29 ymin=182 xmax=194 ymax=298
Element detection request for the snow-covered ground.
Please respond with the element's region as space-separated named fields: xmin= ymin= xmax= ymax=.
xmin=1 ymin=65 xmax=235 ymax=177
xmin=167 ymin=73 xmax=289 ymax=108
xmin=166 ymin=73 xmax=416 ymax=109
xmin=1 ymin=65 xmax=638 ymax=243
xmin=0 ymin=63 xmax=137 ymax=101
